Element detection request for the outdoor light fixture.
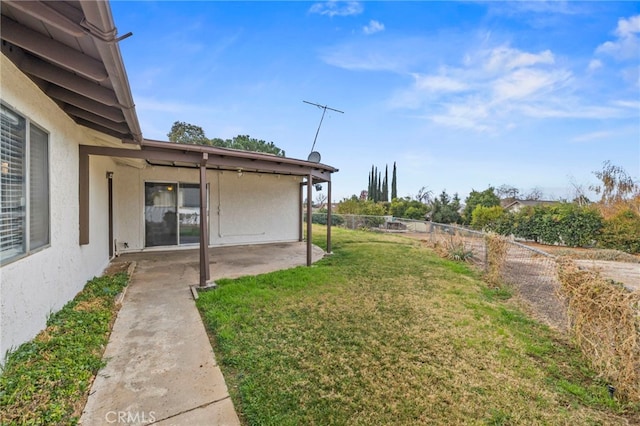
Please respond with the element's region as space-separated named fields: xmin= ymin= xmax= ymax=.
xmin=167 ymin=185 xmax=173 ymax=191
xmin=237 ymin=169 xmax=243 ymax=177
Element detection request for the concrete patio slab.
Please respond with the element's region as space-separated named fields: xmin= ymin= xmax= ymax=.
xmin=80 ymin=242 xmax=325 ymax=426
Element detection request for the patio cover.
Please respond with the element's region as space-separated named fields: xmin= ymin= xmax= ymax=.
xmin=79 ymin=140 xmax=338 ymax=286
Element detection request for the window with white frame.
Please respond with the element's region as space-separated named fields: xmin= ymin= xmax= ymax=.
xmin=1 ymin=103 xmax=50 ymax=264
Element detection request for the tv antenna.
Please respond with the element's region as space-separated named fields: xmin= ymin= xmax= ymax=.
xmin=303 ymin=100 xmax=344 ymax=162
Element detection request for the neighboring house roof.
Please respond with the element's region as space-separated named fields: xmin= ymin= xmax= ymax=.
xmin=1 ymin=0 xmax=142 ymax=143
xmin=503 ymin=199 xmax=559 ymax=211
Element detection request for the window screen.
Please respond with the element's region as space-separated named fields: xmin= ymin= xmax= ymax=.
xmin=0 ymin=104 xmax=49 ymax=263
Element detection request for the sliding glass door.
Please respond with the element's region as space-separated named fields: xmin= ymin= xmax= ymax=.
xmin=145 ymin=182 xmax=206 ymax=247
xmin=178 ymin=183 xmax=201 ymax=245
xmin=145 ymin=182 xmax=177 ymax=247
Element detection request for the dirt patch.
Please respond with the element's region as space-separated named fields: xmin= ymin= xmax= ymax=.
xmin=574 ymin=260 xmax=639 ymax=291
xmin=103 ymin=261 xmax=132 ymax=276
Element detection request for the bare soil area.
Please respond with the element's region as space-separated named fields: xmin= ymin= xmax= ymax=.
xmin=574 ymin=259 xmax=639 ymax=291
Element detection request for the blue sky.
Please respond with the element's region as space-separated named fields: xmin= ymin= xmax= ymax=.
xmin=111 ymin=1 xmax=640 ymax=203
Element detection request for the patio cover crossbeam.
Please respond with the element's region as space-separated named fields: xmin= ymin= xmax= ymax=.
xmin=80 ymin=144 xmax=334 ymax=181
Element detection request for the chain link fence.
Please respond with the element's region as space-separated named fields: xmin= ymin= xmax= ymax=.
xmin=402 ymin=219 xmax=567 ymax=330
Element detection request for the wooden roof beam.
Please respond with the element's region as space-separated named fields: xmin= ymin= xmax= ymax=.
xmin=47 ymin=85 xmax=125 ymax=122
xmin=64 ymin=105 xmax=131 ymax=134
xmin=1 ymin=15 xmax=108 ymax=81
xmin=20 ymin=54 xmax=119 ymax=106
xmin=4 ymin=1 xmax=87 ymax=37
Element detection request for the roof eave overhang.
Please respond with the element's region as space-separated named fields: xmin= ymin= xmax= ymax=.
xmin=1 ymin=0 xmax=142 ymax=144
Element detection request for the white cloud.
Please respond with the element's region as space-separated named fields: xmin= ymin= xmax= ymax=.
xmin=412 ymin=74 xmax=468 ymax=92
xmin=596 ymin=15 xmax=640 ymax=60
xmin=571 ymin=130 xmax=614 ymax=143
xmin=430 ymin=102 xmax=492 ymax=132
xmin=363 ymin=20 xmax=384 ymax=35
xmin=588 ymin=59 xmax=603 ymax=71
xmin=320 ymin=37 xmax=430 ymax=72
xmin=391 ymin=45 xmax=576 ymax=131
xmin=309 ymin=1 xmax=363 ymax=17
xmin=492 ymin=68 xmax=571 ymax=102
xmin=483 ymin=46 xmax=554 ymax=72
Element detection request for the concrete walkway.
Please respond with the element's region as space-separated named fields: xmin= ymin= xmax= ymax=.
xmin=80 ymin=242 xmax=325 ymax=426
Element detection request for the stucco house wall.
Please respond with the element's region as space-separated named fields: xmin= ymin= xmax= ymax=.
xmin=113 ymin=164 xmax=302 ymax=251
xmin=0 ymin=55 xmax=116 ymax=360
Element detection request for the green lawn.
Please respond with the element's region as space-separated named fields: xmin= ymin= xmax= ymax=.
xmin=197 ymin=226 xmax=639 ymax=425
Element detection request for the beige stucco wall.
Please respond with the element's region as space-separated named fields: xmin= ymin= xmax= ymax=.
xmin=0 ymin=54 xmax=115 ymax=363
xmin=113 ymin=164 xmax=303 ymax=251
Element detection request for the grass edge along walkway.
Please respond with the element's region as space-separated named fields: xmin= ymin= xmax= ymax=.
xmin=197 ymin=226 xmax=639 ymax=425
xmin=0 ymin=271 xmax=129 ymax=425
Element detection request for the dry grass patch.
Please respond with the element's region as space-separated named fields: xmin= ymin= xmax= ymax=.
xmin=557 ymin=258 xmax=640 ymax=402
xmin=485 ymin=233 xmax=509 ymax=287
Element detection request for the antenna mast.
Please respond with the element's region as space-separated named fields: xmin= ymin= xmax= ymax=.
xmin=303 ymin=100 xmax=344 ymax=153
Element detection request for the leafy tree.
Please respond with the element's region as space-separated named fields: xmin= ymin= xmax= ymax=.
xmin=167 ymin=121 xmax=285 ymax=156
xmin=337 ymin=196 xmax=387 ymax=216
xmin=430 ymin=190 xmax=461 ymax=224
xmin=390 ymin=197 xmax=428 ymax=219
xmin=462 ymin=187 xmax=500 ymax=224
xmin=496 ymin=184 xmax=519 ymax=201
xmin=211 ymin=135 xmax=285 ymax=156
xmin=416 ymin=186 xmax=433 ymax=204
xmin=167 ymin=121 xmax=209 ymax=145
xmin=391 ymin=162 xmax=397 ymax=200
xmin=590 ymin=161 xmax=639 ymax=205
xmin=470 ymin=205 xmax=505 ymax=230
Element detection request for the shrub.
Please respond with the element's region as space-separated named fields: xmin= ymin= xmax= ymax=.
xmin=310 ymin=213 xmax=344 ymax=226
xmin=427 ymin=232 xmax=474 ymax=262
xmin=598 ymin=209 xmax=640 ymax=254
xmin=471 ymin=205 xmax=505 ymax=230
xmin=492 ymin=204 xmax=603 ymax=247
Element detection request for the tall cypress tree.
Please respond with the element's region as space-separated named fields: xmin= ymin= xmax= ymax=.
xmin=373 ymin=167 xmax=378 ymax=202
xmin=383 ymin=165 xmax=389 ymax=202
xmin=391 ymin=162 xmax=397 ymax=200
xmin=377 ymin=171 xmax=382 ymax=202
